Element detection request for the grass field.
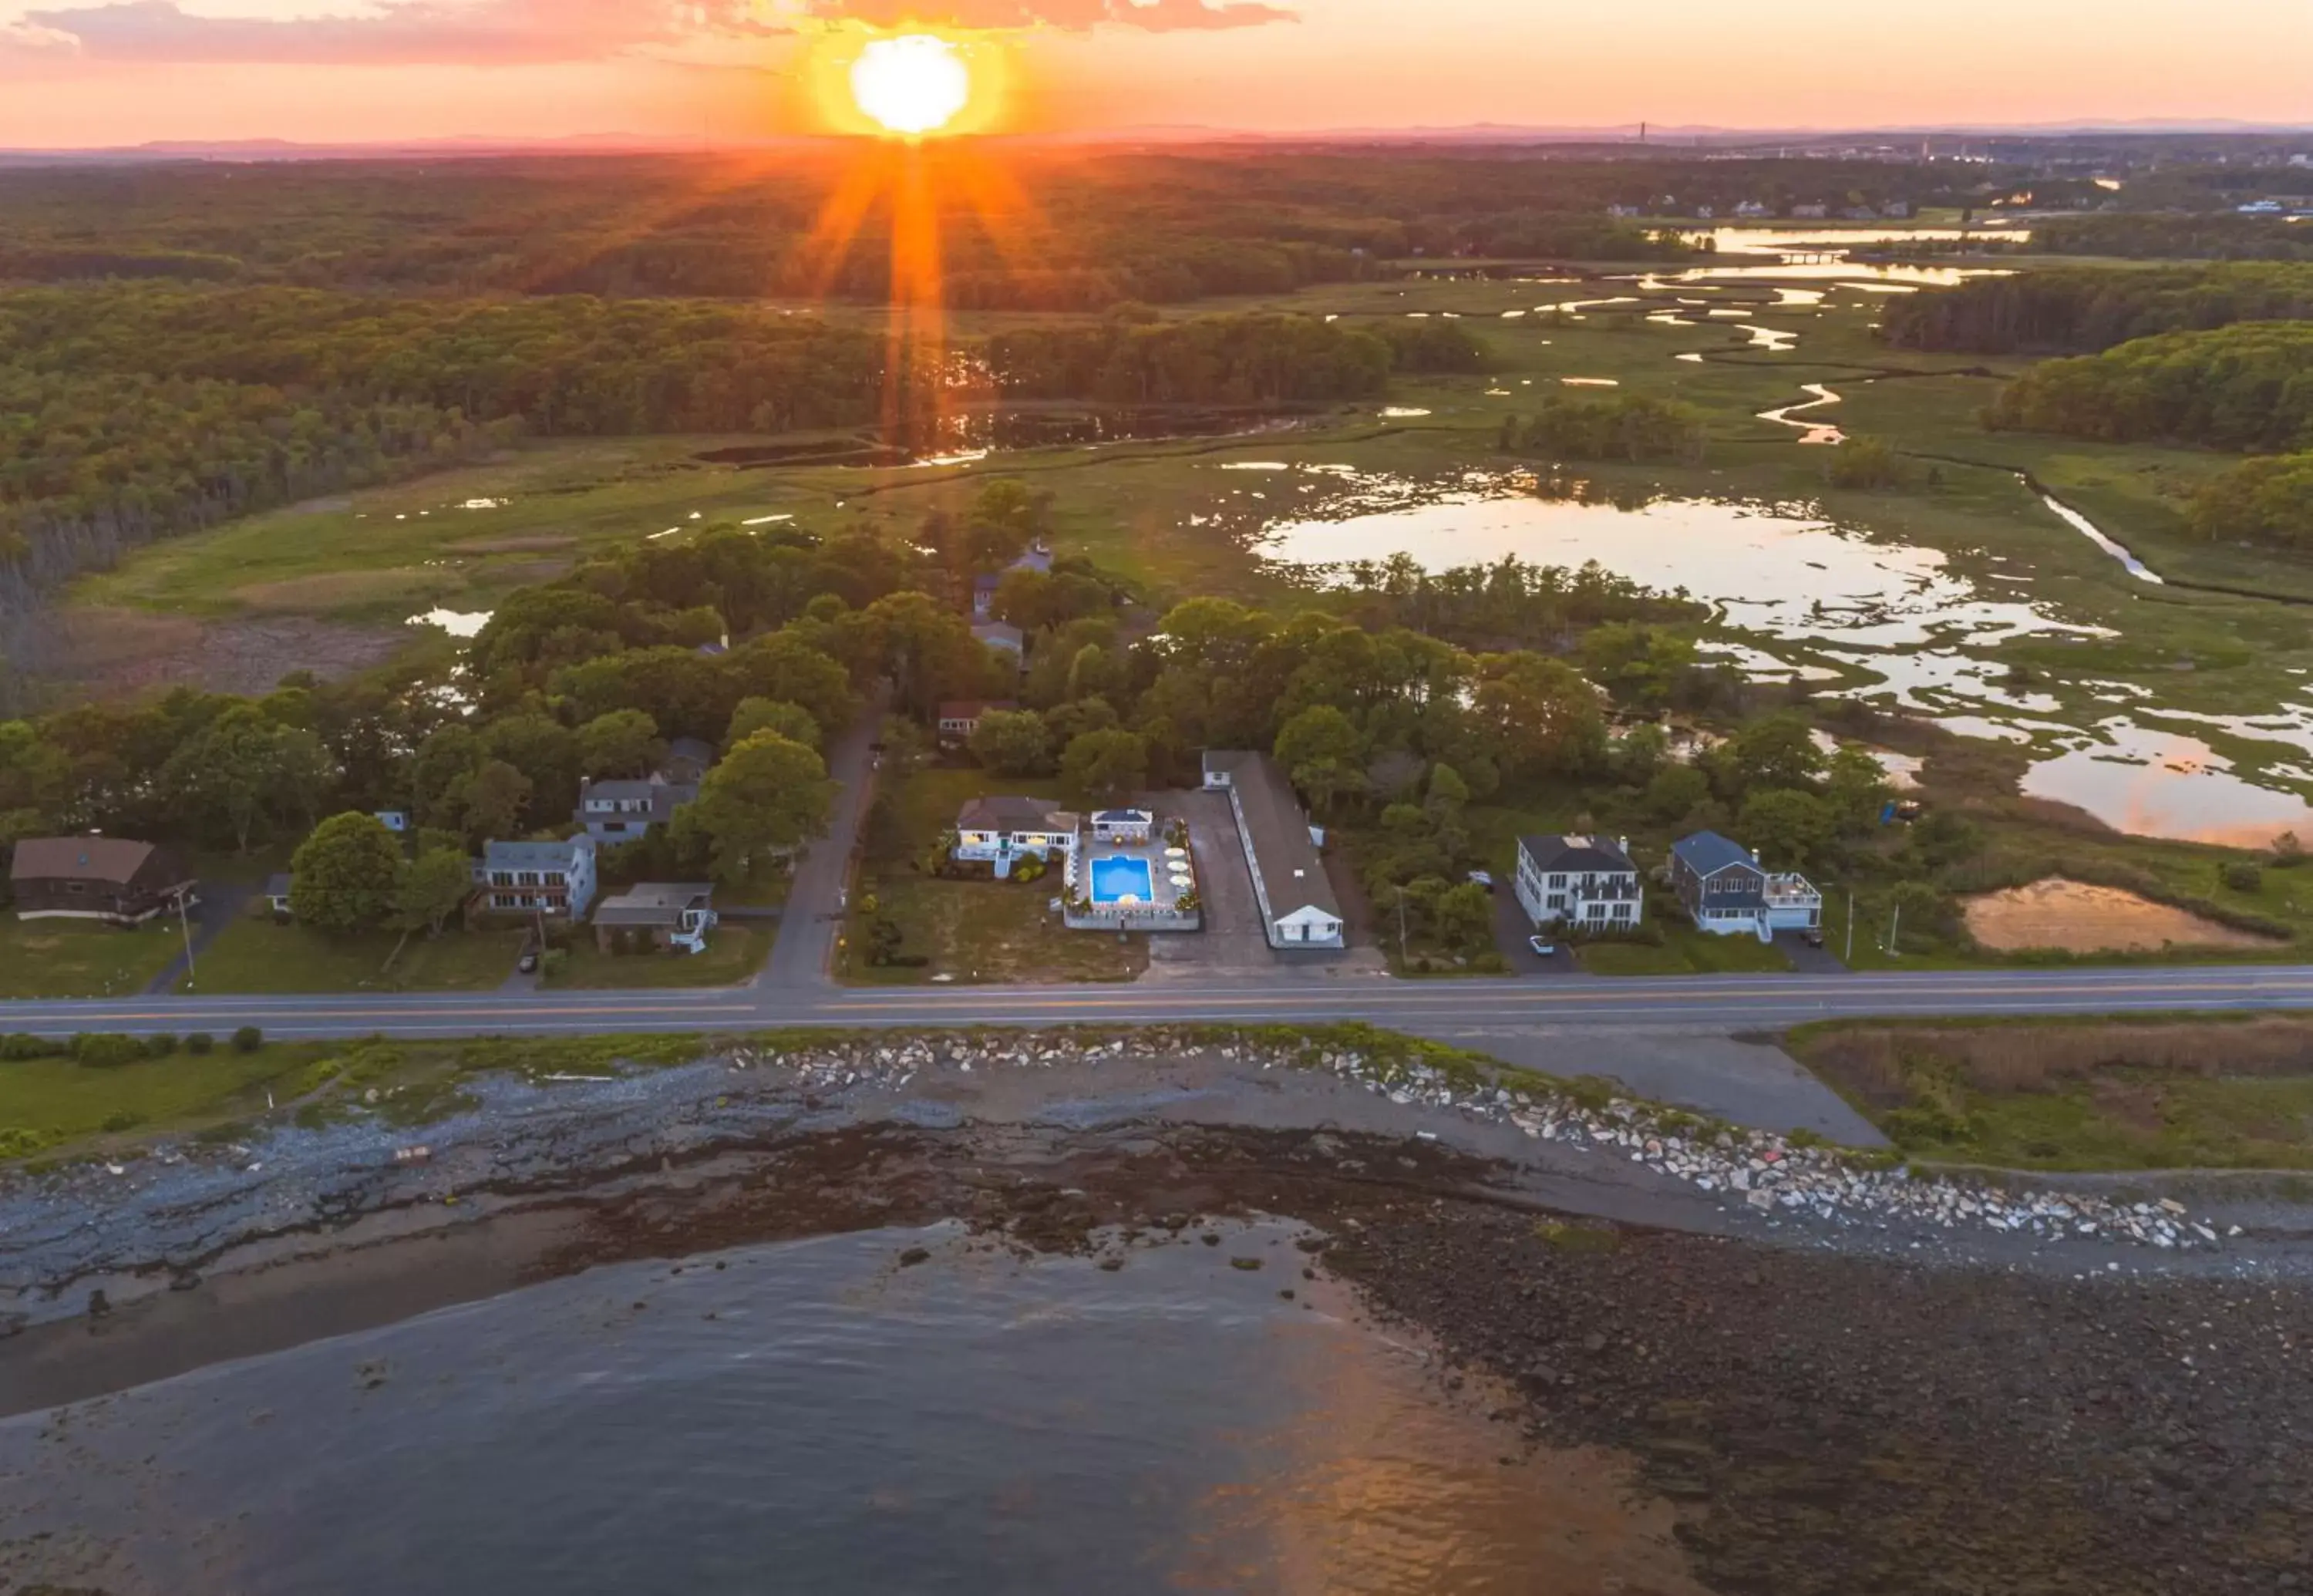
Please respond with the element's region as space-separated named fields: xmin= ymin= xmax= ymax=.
xmin=0 ymin=1041 xmax=332 ymax=1159
xmin=1577 ymin=924 xmax=1793 ymax=977
xmin=840 ymin=766 xmax=1146 ymax=985
xmin=547 ymin=921 xmax=773 ymax=989
xmin=1788 ymin=1014 xmax=2313 ymax=1171
xmin=0 ymin=919 xmax=182 ymax=998
xmin=183 ymin=920 xmax=527 ymax=994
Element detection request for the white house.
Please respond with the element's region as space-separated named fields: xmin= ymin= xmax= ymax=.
xmin=592 ymin=882 xmax=718 ymax=955
xmin=1204 ymin=751 xmax=1345 ymax=950
xmin=477 ymin=835 xmax=598 ymax=919
xmin=1090 ymin=809 xmax=1154 ymax=845
xmin=1668 ymin=830 xmax=1822 ymax=941
xmin=953 ymin=796 xmax=1080 ymax=879
xmin=1514 ymin=834 xmax=1643 ymax=932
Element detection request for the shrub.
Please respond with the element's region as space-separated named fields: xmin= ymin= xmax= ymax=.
xmin=231 ymin=1025 xmax=264 ymax=1053
xmin=540 ymin=949 xmax=569 ymax=978
xmin=0 ymin=1033 xmax=63 ymax=1061
xmin=0 ymin=1127 xmax=57 ymax=1159
xmin=101 ymin=1110 xmax=146 ymax=1133
xmin=185 ymin=1032 xmax=215 ymax=1055
xmin=145 ymin=1032 xmax=179 ymax=1058
xmin=73 ymin=1033 xmax=150 ymax=1069
xmin=2221 ymin=860 xmax=2264 ymax=894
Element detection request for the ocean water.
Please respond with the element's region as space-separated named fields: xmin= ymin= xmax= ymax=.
xmin=0 ymin=1221 xmax=1705 ymax=1595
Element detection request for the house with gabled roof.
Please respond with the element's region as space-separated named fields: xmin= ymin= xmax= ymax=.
xmin=1669 ymin=830 xmax=1822 ymax=941
xmin=1515 ymin=833 xmax=1642 ymax=931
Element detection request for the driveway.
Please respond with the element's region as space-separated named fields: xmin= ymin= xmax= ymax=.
xmin=1141 ymin=790 xmax=1276 ymax=979
xmin=758 ymin=695 xmax=885 ymax=990
xmin=147 ymin=882 xmax=254 ymax=995
xmin=1778 ymin=929 xmax=1849 ymax=975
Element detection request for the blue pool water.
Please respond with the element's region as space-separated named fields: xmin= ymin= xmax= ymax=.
xmin=1089 ymin=855 xmax=1155 ymax=904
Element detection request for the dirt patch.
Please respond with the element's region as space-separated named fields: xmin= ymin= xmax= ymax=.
xmin=42 ymin=608 xmax=407 ymax=698
xmin=448 ymin=535 xmax=575 ymax=554
xmin=1963 ymin=877 xmax=2282 ymax=952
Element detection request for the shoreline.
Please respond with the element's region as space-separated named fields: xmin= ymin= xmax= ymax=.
xmin=8 ymin=1032 xmax=2313 ymax=1406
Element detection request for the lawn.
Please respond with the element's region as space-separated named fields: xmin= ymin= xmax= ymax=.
xmin=842 ymin=874 xmax=1146 ymax=985
xmin=183 ymin=918 xmax=527 ymax=994
xmin=1787 ymin=1014 xmax=2313 ymax=1172
xmin=1577 ymin=921 xmax=1793 ymax=976
xmin=840 ymin=766 xmax=1146 ymax=985
xmin=547 ymin=921 xmax=774 ymax=989
xmin=0 ymin=918 xmax=182 ymax=998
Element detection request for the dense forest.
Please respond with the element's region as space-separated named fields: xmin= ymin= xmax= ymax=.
xmin=2027 ymin=214 xmax=2313 ymax=263
xmin=1985 ymin=322 xmax=2313 ymax=452
xmin=0 ymin=150 xmax=1999 ymax=305
xmin=1880 ymin=264 xmax=2313 ymax=355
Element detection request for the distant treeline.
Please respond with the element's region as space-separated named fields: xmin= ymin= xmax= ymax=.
xmin=1880 ymin=264 xmax=2313 ymax=355
xmin=2025 ymin=214 xmax=2313 ymax=263
xmin=1986 ymin=322 xmax=2313 ymax=452
xmin=1981 ymin=315 xmax=2313 ymax=554
xmin=0 ymin=151 xmax=2000 ymax=309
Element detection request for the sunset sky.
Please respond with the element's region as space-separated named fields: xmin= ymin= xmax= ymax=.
xmin=2 ymin=0 xmax=2308 ymax=148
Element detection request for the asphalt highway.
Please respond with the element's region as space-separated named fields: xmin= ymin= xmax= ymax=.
xmin=6 ymin=964 xmax=2313 ymax=1042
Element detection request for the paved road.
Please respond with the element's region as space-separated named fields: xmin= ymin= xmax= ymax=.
xmin=756 ymin=697 xmax=883 ymax=990
xmin=8 ymin=964 xmax=2313 ymax=1042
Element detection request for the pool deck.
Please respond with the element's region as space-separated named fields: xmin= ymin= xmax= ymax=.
xmin=1066 ymin=829 xmax=1200 ymax=931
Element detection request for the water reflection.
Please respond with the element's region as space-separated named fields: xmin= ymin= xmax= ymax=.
xmin=2023 ymin=722 xmax=2313 ymax=846
xmin=1758 ymin=383 xmax=1846 ymax=444
xmin=409 ymin=608 xmax=492 ymax=638
xmin=0 ymin=1223 xmax=1708 ymax=1596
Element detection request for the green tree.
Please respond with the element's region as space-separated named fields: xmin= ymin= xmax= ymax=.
xmin=968 ymin=709 xmax=1053 ymax=776
xmin=1059 ymin=728 xmax=1149 ymax=808
xmin=160 ymin=704 xmax=294 ymax=852
xmin=578 ymin=709 xmax=663 ymax=779
xmin=393 ymin=846 xmax=474 ymax=936
xmin=1274 ymin=704 xmax=1369 ymax=817
xmin=1725 ymin=712 xmax=1827 ymax=796
xmin=1823 ymin=746 xmax=1894 ymax=833
xmin=1645 ymin=763 xmax=1709 ymax=822
xmin=727 ymin=697 xmax=820 ymax=751
xmin=1434 ymin=880 xmax=1496 ymax=954
xmin=290 ymin=812 xmax=402 ymax=934
xmin=689 ymin=732 xmax=835 ymax=885
xmin=1738 ymin=787 xmax=1836 ymax=872
xmin=459 ymin=759 xmax=534 ymax=843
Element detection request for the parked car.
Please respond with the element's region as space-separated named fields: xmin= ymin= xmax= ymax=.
xmin=1527 ymin=935 xmax=1557 ymax=958
xmin=1802 ymin=927 xmax=1826 ymax=948
xmin=1467 ymin=870 xmax=1495 ymax=891
xmin=517 ymin=949 xmax=540 ymax=975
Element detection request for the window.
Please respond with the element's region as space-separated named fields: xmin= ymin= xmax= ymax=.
xmin=1549 ymin=874 xmax=1567 ymax=888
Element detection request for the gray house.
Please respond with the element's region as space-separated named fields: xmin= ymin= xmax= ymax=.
xmin=574 ymin=774 xmax=699 ymax=843
xmin=476 ymin=836 xmax=598 ymax=920
xmin=1668 ymin=830 xmax=1822 ymax=941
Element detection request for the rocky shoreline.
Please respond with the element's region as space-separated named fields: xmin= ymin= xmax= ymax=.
xmin=3 ymin=1031 xmax=2312 ymax=1592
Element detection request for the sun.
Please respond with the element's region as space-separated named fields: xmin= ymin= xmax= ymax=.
xmin=850 ymin=35 xmax=972 ymax=138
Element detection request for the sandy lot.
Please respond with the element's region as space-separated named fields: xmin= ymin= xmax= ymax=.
xmin=1963 ymin=877 xmax=2283 ymax=953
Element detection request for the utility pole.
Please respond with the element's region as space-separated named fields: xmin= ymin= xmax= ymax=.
xmin=1396 ymin=887 xmax=1409 ymax=965
xmin=176 ymin=889 xmax=197 ymax=990
xmin=1844 ymin=888 xmax=1854 ymax=962
xmin=1886 ymin=900 xmax=1901 ymax=957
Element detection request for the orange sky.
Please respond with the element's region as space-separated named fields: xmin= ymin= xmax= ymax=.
xmin=2 ymin=0 xmax=2308 ymax=147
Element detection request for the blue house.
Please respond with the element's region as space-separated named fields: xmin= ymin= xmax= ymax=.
xmin=1668 ymin=830 xmax=1822 ymax=941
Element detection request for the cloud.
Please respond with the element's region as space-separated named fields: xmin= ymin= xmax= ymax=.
xmin=12 ymin=0 xmax=786 ymax=66
xmin=810 ymin=0 xmax=1294 ymax=31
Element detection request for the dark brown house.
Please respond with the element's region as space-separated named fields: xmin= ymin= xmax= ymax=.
xmin=8 ymin=837 xmax=198 ymax=927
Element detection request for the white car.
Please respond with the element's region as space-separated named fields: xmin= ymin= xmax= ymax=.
xmin=1528 ymin=936 xmax=1557 ymax=958
xmin=1467 ymin=870 xmax=1495 ymax=890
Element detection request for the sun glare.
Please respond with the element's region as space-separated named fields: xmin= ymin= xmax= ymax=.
xmin=850 ymin=35 xmax=971 ymax=138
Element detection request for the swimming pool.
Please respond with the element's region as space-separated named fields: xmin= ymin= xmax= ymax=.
xmin=1088 ymin=855 xmax=1155 ymax=905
